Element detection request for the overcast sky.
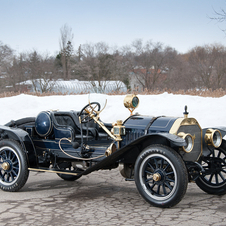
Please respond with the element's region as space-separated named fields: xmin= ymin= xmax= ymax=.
xmin=1 ymin=0 xmax=226 ymax=55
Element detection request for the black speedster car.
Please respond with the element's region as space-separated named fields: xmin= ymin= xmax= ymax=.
xmin=0 ymin=94 xmax=226 ymax=208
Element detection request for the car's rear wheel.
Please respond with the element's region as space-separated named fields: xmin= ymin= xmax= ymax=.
xmin=0 ymin=139 xmax=29 ymax=191
xmin=57 ymin=162 xmax=83 ymax=181
xmin=196 ymin=142 xmax=226 ymax=195
xmin=134 ymin=145 xmax=188 ymax=208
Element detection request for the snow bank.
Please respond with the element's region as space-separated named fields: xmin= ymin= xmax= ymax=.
xmin=0 ymin=93 xmax=225 ymax=128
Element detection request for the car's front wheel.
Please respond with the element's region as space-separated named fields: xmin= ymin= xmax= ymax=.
xmin=134 ymin=145 xmax=188 ymax=208
xmin=0 ymin=139 xmax=29 ymax=191
xmin=195 ymin=141 xmax=226 ymax=195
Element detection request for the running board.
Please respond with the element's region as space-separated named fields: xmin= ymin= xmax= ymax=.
xmin=28 ymin=167 xmax=80 ymax=176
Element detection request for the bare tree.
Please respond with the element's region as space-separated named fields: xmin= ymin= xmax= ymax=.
xmin=74 ymin=42 xmax=130 ymax=92
xmin=0 ymin=42 xmax=14 ymax=89
xmin=129 ymin=39 xmax=176 ymax=91
xmin=210 ymin=6 xmax=226 ymax=34
xmin=0 ymin=41 xmax=14 ymax=70
xmin=212 ymin=44 xmax=226 ymax=89
xmin=59 ymin=24 xmax=74 ymax=80
xmin=6 ymin=53 xmax=27 ymax=91
xmin=27 ymin=50 xmax=56 ymax=93
xmin=187 ymin=44 xmax=225 ymax=90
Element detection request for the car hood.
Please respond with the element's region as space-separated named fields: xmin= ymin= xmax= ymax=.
xmin=124 ymin=115 xmax=178 ymax=133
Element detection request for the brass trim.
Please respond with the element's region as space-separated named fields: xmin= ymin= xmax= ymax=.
xmin=84 ymin=108 xmax=121 ymax=142
xmin=169 ymin=118 xmax=184 ymax=135
xmin=169 ymin=118 xmax=200 ymax=134
xmin=204 ymin=129 xmax=222 ymax=148
xmin=181 ymin=118 xmax=199 ymax=126
xmin=105 ymin=143 xmax=117 ymax=157
xmin=113 ymin=120 xmax=126 ymax=140
xmin=169 ymin=117 xmax=203 ymax=161
xmin=178 ymin=132 xmax=195 ymax=153
xmin=28 ymin=168 xmax=79 ymax=176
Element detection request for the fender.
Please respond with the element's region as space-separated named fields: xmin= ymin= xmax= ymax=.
xmin=151 ymin=133 xmax=187 ymax=146
xmin=202 ymin=127 xmax=226 ymax=138
xmin=0 ymin=125 xmax=37 ymax=167
xmin=82 ymin=133 xmax=186 ymax=175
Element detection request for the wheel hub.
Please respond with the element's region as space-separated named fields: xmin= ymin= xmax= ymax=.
xmin=2 ymin=162 xmax=10 ymax=171
xmin=153 ymin=173 xmax=161 ymax=181
xmin=210 ymin=158 xmax=224 ymax=174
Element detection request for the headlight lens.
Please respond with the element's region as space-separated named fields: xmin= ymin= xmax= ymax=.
xmin=205 ymin=129 xmax=222 ymax=148
xmin=178 ymin=132 xmax=194 ymax=153
xmin=132 ymin=96 xmax=139 ymax=108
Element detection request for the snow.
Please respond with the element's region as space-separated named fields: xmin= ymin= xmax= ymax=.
xmin=0 ymin=93 xmax=225 ymax=128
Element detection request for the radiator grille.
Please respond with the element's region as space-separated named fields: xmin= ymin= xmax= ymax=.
xmin=124 ymin=129 xmax=145 ymax=145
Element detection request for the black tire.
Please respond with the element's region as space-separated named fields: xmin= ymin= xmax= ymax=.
xmin=134 ymin=145 xmax=188 ymax=208
xmin=0 ymin=139 xmax=29 ymax=191
xmin=196 ymin=142 xmax=226 ymax=195
xmin=57 ymin=162 xmax=83 ymax=181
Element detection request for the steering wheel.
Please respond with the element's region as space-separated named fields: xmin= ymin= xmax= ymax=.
xmin=79 ymin=102 xmax=101 ymax=123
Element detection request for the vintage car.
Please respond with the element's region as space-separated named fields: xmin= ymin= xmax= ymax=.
xmin=0 ymin=94 xmax=226 ymax=208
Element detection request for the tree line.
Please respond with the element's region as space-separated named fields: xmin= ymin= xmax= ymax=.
xmin=1 ymin=26 xmax=226 ymax=93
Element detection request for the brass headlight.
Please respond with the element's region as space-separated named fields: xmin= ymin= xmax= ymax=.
xmin=204 ymin=129 xmax=222 ymax=148
xmin=178 ymin=132 xmax=194 ymax=153
xmin=124 ymin=94 xmax=139 ymax=115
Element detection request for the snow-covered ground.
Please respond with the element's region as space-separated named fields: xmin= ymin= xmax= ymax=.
xmin=0 ymin=93 xmax=225 ymax=128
